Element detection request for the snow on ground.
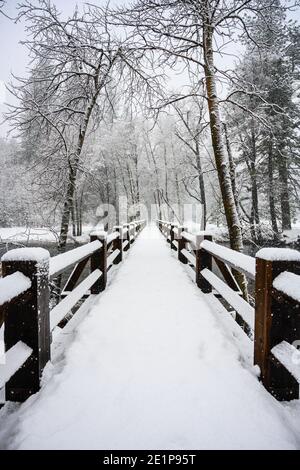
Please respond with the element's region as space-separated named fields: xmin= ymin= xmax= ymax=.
xmin=1 ymin=225 xmax=300 ymax=450
xmin=0 ymin=227 xmax=59 ymax=244
xmin=0 ymin=225 xmax=95 ymax=245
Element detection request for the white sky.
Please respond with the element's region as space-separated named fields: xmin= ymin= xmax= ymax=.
xmin=0 ymin=0 xmax=300 ymax=137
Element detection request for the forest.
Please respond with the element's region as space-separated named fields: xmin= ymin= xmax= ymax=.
xmin=0 ymin=0 xmax=300 ymax=255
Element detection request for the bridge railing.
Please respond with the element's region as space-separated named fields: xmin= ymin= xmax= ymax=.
xmin=0 ymin=220 xmax=146 ymax=403
xmin=157 ymin=219 xmax=300 ymax=401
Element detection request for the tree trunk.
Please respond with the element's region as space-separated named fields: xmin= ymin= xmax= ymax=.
xmin=250 ymin=164 xmax=262 ymax=243
xmin=58 ymin=77 xmax=102 ymax=250
xmin=277 ymin=152 xmax=291 ymax=230
xmin=249 ymin=122 xmax=262 ymax=243
xmin=203 ymin=25 xmax=248 ymax=300
xmin=162 ymin=144 xmax=170 ymax=219
xmin=175 ymin=169 xmax=182 ymax=224
xmin=195 ymin=140 xmax=207 ymax=229
xmin=58 ymin=167 xmax=76 ymax=250
xmin=268 ymin=139 xmax=279 ymax=239
xmin=223 ymin=123 xmax=238 ymax=209
xmin=71 ymin=194 xmax=76 ymax=237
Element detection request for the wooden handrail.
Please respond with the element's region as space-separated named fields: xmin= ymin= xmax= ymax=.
xmin=200 ymin=239 xmax=255 ymax=280
xmin=49 ymin=240 xmax=102 ymax=278
xmin=50 ymin=269 xmax=102 ymax=331
xmin=157 ymin=219 xmax=300 ymax=401
xmin=0 ymin=341 xmax=33 ymax=390
xmin=0 ymin=219 xmax=147 ymax=404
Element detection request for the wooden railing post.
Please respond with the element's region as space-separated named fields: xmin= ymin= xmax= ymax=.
xmin=113 ymin=226 xmax=123 ymax=264
xmin=90 ymin=231 xmax=107 ymax=293
xmin=170 ymin=224 xmax=176 ymax=250
xmin=133 ymin=222 xmax=137 ymax=240
xmin=254 ymin=248 xmax=300 ymax=400
xmin=195 ymin=234 xmax=212 ymax=293
xmin=123 ymin=223 xmax=130 ymax=251
xmin=178 ymin=226 xmax=188 ymax=264
xmin=129 ymin=222 xmax=135 ymax=244
xmin=166 ymin=223 xmax=171 ymax=245
xmin=1 ymin=248 xmax=50 ymax=402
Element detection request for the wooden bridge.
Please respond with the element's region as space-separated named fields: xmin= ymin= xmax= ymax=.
xmin=0 ymin=221 xmax=300 ymax=449
xmin=157 ymin=220 xmax=300 ymax=401
xmin=0 ymin=220 xmax=146 ymax=403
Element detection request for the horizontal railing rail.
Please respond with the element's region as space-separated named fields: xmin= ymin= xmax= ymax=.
xmin=0 ymin=219 xmax=146 ymax=404
xmin=49 ymin=239 xmax=102 ymax=279
xmin=157 ymin=219 xmax=300 ymax=401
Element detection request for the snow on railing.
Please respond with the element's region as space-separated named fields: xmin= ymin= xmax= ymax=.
xmin=273 ymin=271 xmax=300 ymax=303
xmin=201 ymin=268 xmax=254 ymax=332
xmin=49 ymin=240 xmax=102 ymax=278
xmin=107 ymin=249 xmax=120 ymax=268
xmin=181 ymin=231 xmax=197 ymax=245
xmin=173 ymin=227 xmax=179 ymax=237
xmin=50 ymin=269 xmax=102 ymax=331
xmin=107 ymin=231 xmax=119 ymax=246
xmin=181 ymin=248 xmax=196 ymax=267
xmin=271 ymin=341 xmax=300 ymax=383
xmin=2 ymin=247 xmax=49 ymax=263
xmin=201 ymin=240 xmax=256 ymax=280
xmin=0 ymin=272 xmax=31 ymax=307
xmin=0 ymin=341 xmax=33 ymax=389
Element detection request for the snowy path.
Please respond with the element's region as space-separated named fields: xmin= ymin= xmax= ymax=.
xmin=1 ymin=226 xmax=300 ymax=449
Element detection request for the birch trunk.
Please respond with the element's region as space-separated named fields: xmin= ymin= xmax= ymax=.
xmin=203 ymin=25 xmax=248 ymax=300
xmin=195 ymin=140 xmax=207 ymax=229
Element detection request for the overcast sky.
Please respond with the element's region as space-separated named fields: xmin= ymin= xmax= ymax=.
xmin=1 ymin=0 xmax=300 ymax=137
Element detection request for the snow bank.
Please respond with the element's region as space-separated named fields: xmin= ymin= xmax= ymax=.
xmin=273 ymin=272 xmax=300 ymax=303
xmin=0 ymin=227 xmax=58 ymax=243
xmin=256 ymin=248 xmax=300 ymax=262
xmin=1 ymin=247 xmax=50 ymax=263
xmin=0 ymin=225 xmax=95 ymax=244
xmin=0 ymin=272 xmax=31 ymax=306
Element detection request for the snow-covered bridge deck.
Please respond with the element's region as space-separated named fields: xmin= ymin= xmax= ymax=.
xmin=1 ymin=225 xmax=300 ymax=449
